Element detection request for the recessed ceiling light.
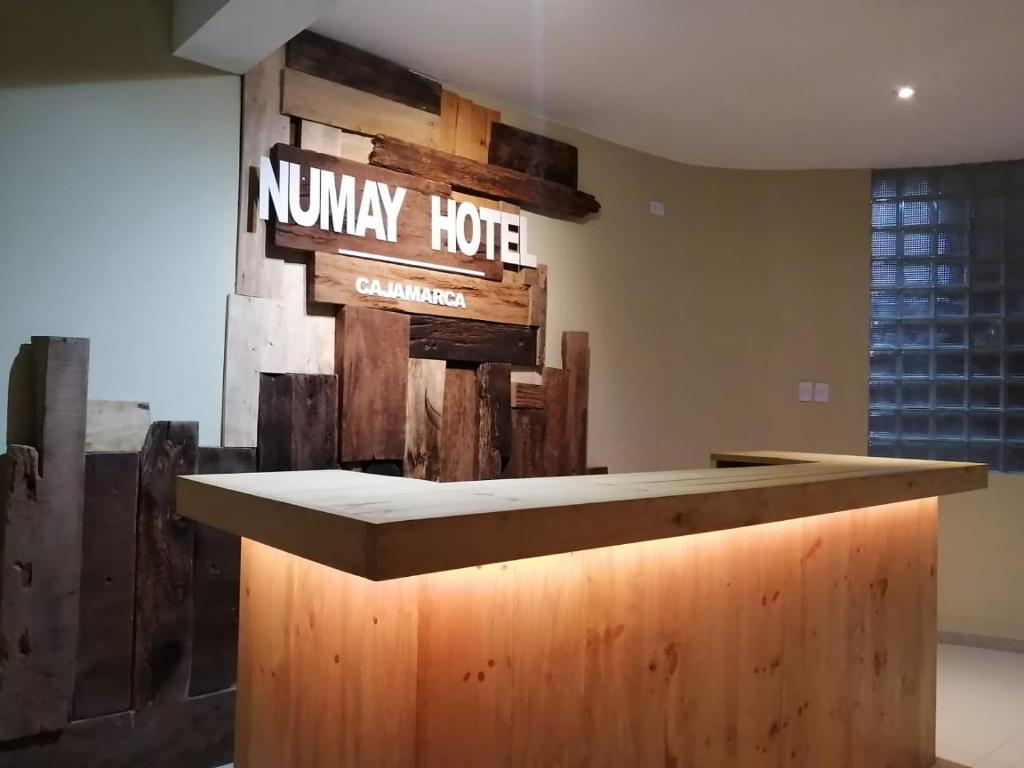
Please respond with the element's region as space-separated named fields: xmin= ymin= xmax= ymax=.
xmin=896 ymin=85 xmax=915 ymax=100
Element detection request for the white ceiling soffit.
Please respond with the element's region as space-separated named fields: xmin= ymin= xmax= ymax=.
xmin=310 ymin=0 xmax=1024 ymax=170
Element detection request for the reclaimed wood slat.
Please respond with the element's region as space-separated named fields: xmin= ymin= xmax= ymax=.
xmin=257 ymin=374 xmax=339 ymax=471
xmin=541 ymin=367 xmax=571 ymax=477
xmin=298 ymin=120 xmax=373 ymax=163
xmin=74 ymin=452 xmax=139 ymax=720
xmin=282 ymin=69 xmax=440 ymax=148
xmin=477 ymin=363 xmax=512 ymax=480
xmin=236 ymin=48 xmax=290 ymax=299
xmin=0 ymin=336 xmax=89 ymax=740
xmin=133 ymin=421 xmax=198 ymax=708
xmin=452 ymin=95 xmax=499 ymax=163
xmin=286 ymin=31 xmax=441 ymax=114
xmin=369 ymin=136 xmax=600 ymax=219
xmin=0 ymin=689 xmax=236 ymax=768
xmin=509 ymin=409 xmax=546 ymax=478
xmin=512 ymin=382 xmax=545 ymax=409
xmin=562 ymin=332 xmax=590 ymax=475
xmin=190 ymin=446 xmax=256 ymax=697
xmin=336 ymin=306 xmax=410 ymax=462
xmin=85 ymin=400 xmax=151 ymax=452
xmin=438 ymin=90 xmax=459 ymax=154
xmin=404 ymin=358 xmax=445 ymax=481
xmin=508 ymin=262 xmax=548 ymax=366
xmin=222 ymin=293 xmax=287 ymax=447
xmin=488 ymin=122 xmax=579 ymax=188
xmin=409 ymin=315 xmax=537 ymax=366
xmin=312 ymin=252 xmax=532 ymax=326
xmin=271 ymin=143 xmax=503 ymax=282
xmin=440 ymin=367 xmax=478 ymax=482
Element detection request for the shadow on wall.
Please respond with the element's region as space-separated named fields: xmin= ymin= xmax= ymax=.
xmin=0 ymin=0 xmax=218 ymax=87
xmin=6 ymin=345 xmax=34 ymax=447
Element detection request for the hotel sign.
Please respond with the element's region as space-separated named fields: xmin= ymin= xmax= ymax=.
xmin=260 ymin=144 xmax=537 ymax=284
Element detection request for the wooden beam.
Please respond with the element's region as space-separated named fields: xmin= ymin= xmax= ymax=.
xmin=440 ymin=367 xmax=478 ymax=482
xmin=271 ymin=143 xmax=503 ymax=281
xmin=409 ymin=315 xmax=537 ymax=366
xmin=540 ymin=367 xmax=571 ymax=477
xmin=509 ymin=408 xmax=545 ymax=478
xmin=311 ymin=252 xmax=532 ymax=326
xmin=133 ymin=421 xmax=199 ymax=708
xmin=336 ymin=306 xmax=410 ymax=462
xmin=282 ymin=69 xmax=440 ymax=148
xmin=562 ymin=332 xmax=590 ymax=475
xmin=190 ymin=446 xmax=256 ymax=697
xmin=405 ymin=358 xmax=445 ymax=482
xmin=512 ymin=382 xmax=545 ymax=409
xmin=0 ymin=336 xmax=89 ymax=740
xmin=488 ymin=122 xmax=579 ymax=188
xmin=286 ymin=31 xmax=441 ymax=114
xmin=257 ymin=373 xmax=339 ymax=471
xmin=85 ymin=400 xmax=151 ymax=452
xmin=74 ymin=452 xmax=139 ymax=720
xmin=477 ymin=363 xmax=512 ymax=480
xmin=369 ymin=136 xmax=601 ymax=219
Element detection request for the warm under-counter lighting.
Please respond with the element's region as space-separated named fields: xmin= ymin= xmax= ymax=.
xmin=896 ymin=85 xmax=916 ymax=100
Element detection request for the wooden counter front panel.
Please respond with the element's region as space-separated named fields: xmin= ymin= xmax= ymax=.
xmin=235 ymin=498 xmax=937 ymax=768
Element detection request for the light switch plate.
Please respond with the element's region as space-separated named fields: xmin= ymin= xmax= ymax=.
xmin=814 ymin=382 xmax=830 ymax=402
xmin=649 ymin=200 xmax=665 ymax=216
xmin=798 ymin=381 xmax=814 ymax=402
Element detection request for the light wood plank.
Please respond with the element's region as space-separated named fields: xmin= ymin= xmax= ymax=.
xmin=85 ymin=400 xmax=151 ymax=452
xmin=235 ymin=499 xmax=941 ymax=767
xmin=298 ymin=119 xmax=373 ymax=163
xmin=405 ymin=358 xmax=445 ymax=481
xmin=178 ymin=452 xmax=986 ymax=581
xmin=282 ymin=68 xmax=440 ymax=148
xmin=236 ymin=48 xmax=289 ymax=299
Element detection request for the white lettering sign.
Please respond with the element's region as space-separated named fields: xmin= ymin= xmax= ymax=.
xmin=259 ymin=155 xmax=538 ymax=270
xmin=354 ymin=276 xmax=468 ymax=309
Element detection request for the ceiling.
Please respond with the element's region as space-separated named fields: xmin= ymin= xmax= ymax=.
xmin=311 ymin=0 xmax=1024 ymax=170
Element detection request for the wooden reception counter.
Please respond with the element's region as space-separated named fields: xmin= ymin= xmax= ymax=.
xmin=178 ymin=451 xmax=986 ymax=768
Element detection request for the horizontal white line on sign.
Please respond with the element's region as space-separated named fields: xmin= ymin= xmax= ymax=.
xmin=337 ymin=248 xmax=487 ymax=278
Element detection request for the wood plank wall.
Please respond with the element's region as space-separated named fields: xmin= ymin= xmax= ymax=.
xmin=0 ymin=27 xmax=597 ymax=768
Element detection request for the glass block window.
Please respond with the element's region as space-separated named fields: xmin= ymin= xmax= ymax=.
xmin=869 ymin=161 xmax=1024 ymax=472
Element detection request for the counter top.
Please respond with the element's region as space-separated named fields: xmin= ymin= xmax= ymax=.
xmin=177 ymin=451 xmax=986 ymax=580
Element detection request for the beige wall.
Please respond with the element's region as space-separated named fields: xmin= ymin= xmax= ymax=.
xmin=495 ymin=105 xmax=1023 ymax=643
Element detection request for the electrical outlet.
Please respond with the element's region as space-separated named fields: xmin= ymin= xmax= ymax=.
xmin=798 ymin=381 xmax=814 ymax=402
xmin=649 ymin=200 xmax=665 ymax=217
xmin=814 ymin=382 xmax=830 ymax=402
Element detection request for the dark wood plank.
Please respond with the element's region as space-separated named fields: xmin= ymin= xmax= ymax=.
xmin=0 ymin=336 xmax=89 ymax=740
xmin=488 ymin=122 xmax=579 ymax=188
xmin=270 ymin=143 xmax=503 ymax=281
xmin=562 ymin=332 xmax=590 ymax=475
xmin=477 ymin=363 xmax=512 ymax=480
xmin=257 ymin=374 xmax=338 ymax=471
xmin=409 ymin=315 xmax=537 ymax=366
xmin=286 ymin=30 xmax=441 ymax=114
xmin=336 ymin=306 xmax=410 ymax=462
xmin=0 ymin=689 xmax=235 ymax=768
xmin=190 ymin=447 xmax=256 ymax=697
xmin=509 ymin=409 xmax=545 ymax=479
xmin=405 ymin=358 xmax=445 ymax=481
xmin=541 ymin=367 xmax=571 ymax=477
xmin=511 ymin=382 xmax=545 ymax=409
xmin=369 ymin=136 xmax=601 ymax=219
xmin=440 ymin=367 xmax=478 ymax=482
xmin=133 ymin=421 xmax=198 ymax=708
xmin=74 ymin=452 xmax=139 ymax=720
